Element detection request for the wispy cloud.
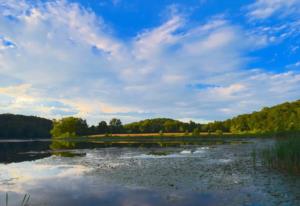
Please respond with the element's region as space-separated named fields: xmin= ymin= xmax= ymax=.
xmin=247 ymin=0 xmax=300 ymax=19
xmin=0 ymin=0 xmax=299 ymax=124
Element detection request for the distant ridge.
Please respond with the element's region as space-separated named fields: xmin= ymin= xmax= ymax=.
xmin=0 ymin=114 xmax=52 ymax=139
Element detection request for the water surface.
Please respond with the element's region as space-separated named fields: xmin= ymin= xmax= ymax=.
xmin=0 ymin=138 xmax=299 ymax=205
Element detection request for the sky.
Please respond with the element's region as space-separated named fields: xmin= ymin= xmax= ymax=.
xmin=0 ymin=0 xmax=300 ymax=125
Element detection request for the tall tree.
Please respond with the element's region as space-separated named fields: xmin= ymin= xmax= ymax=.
xmin=97 ymin=121 xmax=108 ymax=134
xmin=109 ymin=118 xmax=123 ymax=134
xmin=51 ymin=117 xmax=88 ymax=138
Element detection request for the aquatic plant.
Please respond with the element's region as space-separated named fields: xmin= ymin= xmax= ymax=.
xmin=148 ymin=151 xmax=171 ymax=156
xmin=251 ymin=148 xmax=257 ymax=168
xmin=5 ymin=193 xmax=30 ymax=206
xmin=21 ymin=194 xmax=30 ymax=206
xmin=262 ymin=137 xmax=300 ymax=175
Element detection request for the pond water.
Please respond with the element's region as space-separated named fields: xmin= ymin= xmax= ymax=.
xmin=0 ymin=138 xmax=299 ymax=206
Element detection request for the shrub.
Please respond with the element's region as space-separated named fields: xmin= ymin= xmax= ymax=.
xmin=216 ymin=130 xmax=223 ymax=135
xmin=192 ymin=128 xmax=200 ymax=136
xmin=184 ymin=130 xmax=189 ymax=136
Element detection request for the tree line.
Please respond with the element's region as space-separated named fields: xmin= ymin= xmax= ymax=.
xmin=207 ymin=100 xmax=300 ymax=133
xmin=0 ymin=114 xmax=52 ymax=139
xmin=50 ymin=99 xmax=300 ymax=137
xmin=50 ymin=117 xmax=204 ymax=138
xmin=1 ymin=99 xmax=299 ymax=138
xmin=51 ymin=117 xmax=124 ymax=138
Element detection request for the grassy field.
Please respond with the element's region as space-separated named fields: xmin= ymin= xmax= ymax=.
xmin=89 ymin=132 xmax=232 ymax=138
xmin=86 ymin=131 xmax=300 ymax=139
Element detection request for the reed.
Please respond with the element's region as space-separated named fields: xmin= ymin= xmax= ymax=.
xmin=262 ymin=137 xmax=300 ymax=175
xmin=4 ymin=193 xmax=30 ymax=206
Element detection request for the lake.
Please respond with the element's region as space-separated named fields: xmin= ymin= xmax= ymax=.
xmin=0 ymin=138 xmax=299 ymax=206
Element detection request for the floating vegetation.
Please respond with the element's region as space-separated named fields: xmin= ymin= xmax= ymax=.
xmin=148 ymin=151 xmax=172 ymax=156
xmin=262 ymin=137 xmax=300 ymax=175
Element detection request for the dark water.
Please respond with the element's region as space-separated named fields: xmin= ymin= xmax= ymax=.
xmin=0 ymin=138 xmax=299 ymax=206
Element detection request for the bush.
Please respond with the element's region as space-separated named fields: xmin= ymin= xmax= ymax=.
xmin=216 ymin=130 xmax=223 ymax=135
xmin=192 ymin=128 xmax=200 ymax=136
xmin=104 ymin=132 xmax=112 ymax=137
xmin=159 ymin=130 xmax=164 ymax=136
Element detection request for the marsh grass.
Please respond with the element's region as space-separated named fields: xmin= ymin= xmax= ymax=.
xmin=251 ymin=148 xmax=256 ymax=168
xmin=262 ymin=137 xmax=300 ymax=175
xmin=5 ymin=193 xmax=30 ymax=206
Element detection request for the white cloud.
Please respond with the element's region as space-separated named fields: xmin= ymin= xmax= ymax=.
xmin=247 ymin=0 xmax=300 ymax=19
xmin=0 ymin=0 xmax=299 ymax=124
xmin=133 ymin=16 xmax=183 ymax=60
xmin=0 ymin=84 xmax=78 ymax=118
xmin=195 ymin=70 xmax=300 ymax=119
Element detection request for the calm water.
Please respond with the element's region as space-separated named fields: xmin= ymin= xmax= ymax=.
xmin=0 ymin=138 xmax=299 ymax=206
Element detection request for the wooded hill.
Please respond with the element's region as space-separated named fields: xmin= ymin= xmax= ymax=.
xmin=124 ymin=100 xmax=300 ymax=134
xmin=208 ymin=99 xmax=300 ymax=133
xmin=0 ymin=114 xmax=52 ymax=139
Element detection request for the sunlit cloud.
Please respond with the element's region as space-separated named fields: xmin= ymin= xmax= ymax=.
xmin=0 ymin=0 xmax=299 ymax=124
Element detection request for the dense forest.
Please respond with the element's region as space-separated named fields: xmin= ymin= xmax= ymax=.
xmin=124 ymin=118 xmax=199 ymax=133
xmin=1 ymin=100 xmax=300 ymax=138
xmin=50 ymin=99 xmax=300 ymax=137
xmin=123 ymin=100 xmax=300 ymax=134
xmin=0 ymin=114 xmax=52 ymax=139
xmin=49 ymin=117 xmax=200 ymax=138
xmin=207 ymin=100 xmax=300 ymax=133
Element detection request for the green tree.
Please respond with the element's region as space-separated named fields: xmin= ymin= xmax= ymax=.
xmin=109 ymin=118 xmax=123 ymax=134
xmin=97 ymin=121 xmax=108 ymax=134
xmin=189 ymin=121 xmax=197 ymax=132
xmin=51 ymin=117 xmax=88 ymax=138
xmin=206 ymin=100 xmax=300 ymax=134
xmin=163 ymin=120 xmax=179 ymax=132
xmin=0 ymin=114 xmax=52 ymax=139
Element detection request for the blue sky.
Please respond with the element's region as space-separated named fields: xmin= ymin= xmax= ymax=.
xmin=0 ymin=0 xmax=300 ymax=125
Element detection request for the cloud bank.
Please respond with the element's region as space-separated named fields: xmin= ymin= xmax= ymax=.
xmin=0 ymin=0 xmax=299 ymax=124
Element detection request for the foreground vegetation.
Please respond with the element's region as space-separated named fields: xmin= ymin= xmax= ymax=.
xmin=4 ymin=193 xmax=30 ymax=206
xmin=262 ymin=137 xmax=300 ymax=175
